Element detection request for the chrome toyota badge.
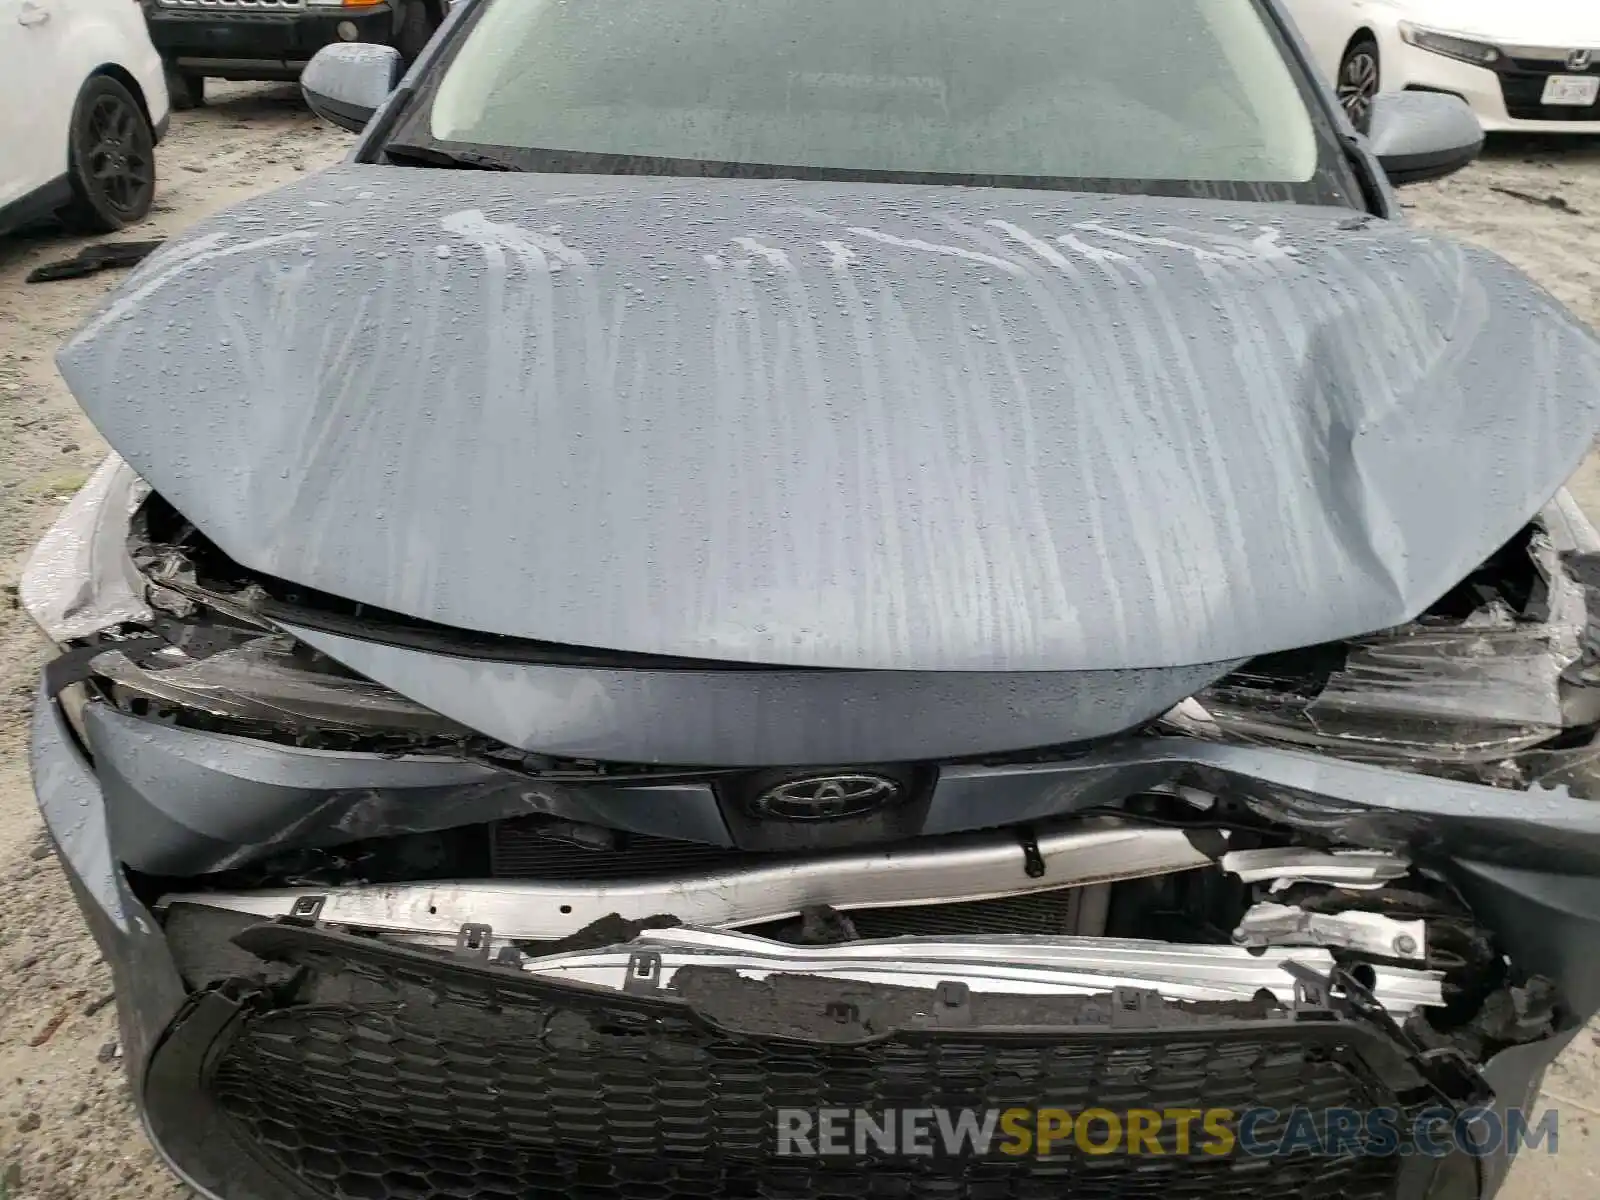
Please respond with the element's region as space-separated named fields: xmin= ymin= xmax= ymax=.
xmin=750 ymin=773 xmax=905 ymax=821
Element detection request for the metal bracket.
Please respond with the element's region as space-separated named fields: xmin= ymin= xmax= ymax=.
xmin=1109 ymin=986 xmax=1162 ymax=1028
xmin=285 ymin=895 xmax=325 ymax=925
xmin=1292 ymin=976 xmax=1335 ymax=1020
xmin=825 ymin=1001 xmax=860 ymax=1025
xmin=1018 ymin=826 xmax=1046 ymax=878
xmin=623 ymin=950 xmax=663 ymax=993
xmin=1233 ymin=902 xmax=1427 ymax=961
xmin=931 ymin=980 xmax=972 ymax=1027
xmin=454 ymin=923 xmax=493 ymax=960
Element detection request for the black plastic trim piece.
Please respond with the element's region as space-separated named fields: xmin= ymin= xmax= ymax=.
xmin=0 ymin=173 xmax=74 ymax=237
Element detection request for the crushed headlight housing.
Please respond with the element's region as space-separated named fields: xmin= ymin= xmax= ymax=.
xmin=87 ymin=634 xmax=471 ymax=746
xmin=1164 ymin=507 xmax=1600 ymax=791
xmin=19 ymin=456 xmax=475 ymax=752
xmin=1399 ymin=22 xmax=1503 ymax=67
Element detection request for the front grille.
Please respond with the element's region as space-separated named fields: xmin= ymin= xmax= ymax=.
xmin=1499 ymin=61 xmax=1600 ymax=121
xmin=180 ymin=928 xmax=1419 ymax=1200
xmin=214 ymin=1017 xmax=1399 ymax=1199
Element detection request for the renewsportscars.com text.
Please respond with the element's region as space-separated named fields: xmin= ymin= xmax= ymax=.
xmin=774 ymin=1106 xmax=1560 ymax=1159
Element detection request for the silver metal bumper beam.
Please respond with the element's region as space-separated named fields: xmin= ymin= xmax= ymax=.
xmin=157 ymin=818 xmax=1215 ymax=941
xmin=517 ymin=926 xmax=1445 ymax=1013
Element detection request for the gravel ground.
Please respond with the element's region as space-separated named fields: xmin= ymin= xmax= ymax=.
xmin=2 ymin=90 xmax=1600 ymax=1197
xmin=0 ymin=83 xmax=355 ymax=1200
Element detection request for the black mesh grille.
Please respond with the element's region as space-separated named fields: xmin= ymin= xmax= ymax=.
xmin=199 ymin=937 xmax=1414 ymax=1200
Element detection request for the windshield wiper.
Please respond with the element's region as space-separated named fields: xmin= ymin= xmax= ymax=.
xmin=382 ymin=143 xmax=524 ymax=172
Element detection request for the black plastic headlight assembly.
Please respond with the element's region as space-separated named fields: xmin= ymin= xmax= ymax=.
xmin=1161 ymin=499 xmax=1600 ymax=793
xmin=19 ymin=456 xmax=471 ymax=751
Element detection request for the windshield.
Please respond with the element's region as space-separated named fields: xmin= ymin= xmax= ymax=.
xmin=398 ymin=0 xmax=1357 ymax=204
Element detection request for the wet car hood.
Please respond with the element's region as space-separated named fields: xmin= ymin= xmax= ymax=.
xmin=58 ymin=166 xmax=1600 ymax=672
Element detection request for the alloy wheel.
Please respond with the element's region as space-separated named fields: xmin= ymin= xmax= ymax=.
xmin=1338 ymin=48 xmax=1380 ymax=129
xmin=83 ymin=92 xmax=154 ymax=216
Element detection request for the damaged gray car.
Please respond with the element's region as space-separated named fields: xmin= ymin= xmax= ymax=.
xmin=21 ymin=0 xmax=1600 ymax=1197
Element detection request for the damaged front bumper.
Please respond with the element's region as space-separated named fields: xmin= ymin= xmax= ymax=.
xmin=33 ymin=676 xmax=1600 ymax=1200
xmin=137 ymin=920 xmax=1464 ymax=1200
xmin=26 ymin=462 xmax=1600 ymax=1200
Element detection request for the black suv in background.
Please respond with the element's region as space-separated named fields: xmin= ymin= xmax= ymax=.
xmin=140 ymin=0 xmax=445 ymax=108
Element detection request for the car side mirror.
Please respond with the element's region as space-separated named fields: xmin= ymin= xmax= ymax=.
xmin=1365 ymin=92 xmax=1484 ymax=186
xmin=301 ymin=43 xmax=404 ymax=134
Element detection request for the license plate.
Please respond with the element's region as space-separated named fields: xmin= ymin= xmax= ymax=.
xmin=1541 ymin=74 xmax=1599 ymax=106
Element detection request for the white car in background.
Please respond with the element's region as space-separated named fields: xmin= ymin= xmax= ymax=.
xmin=0 ymin=0 xmax=169 ymax=237
xmin=1284 ymin=0 xmax=1600 ymax=132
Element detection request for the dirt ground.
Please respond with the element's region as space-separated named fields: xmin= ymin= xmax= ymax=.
xmin=3 ymin=87 xmax=1600 ymax=1198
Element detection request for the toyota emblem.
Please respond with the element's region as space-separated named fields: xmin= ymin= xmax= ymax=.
xmin=749 ymin=773 xmax=905 ymax=821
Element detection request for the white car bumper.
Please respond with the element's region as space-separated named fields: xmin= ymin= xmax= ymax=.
xmin=1377 ymin=26 xmax=1600 ymax=134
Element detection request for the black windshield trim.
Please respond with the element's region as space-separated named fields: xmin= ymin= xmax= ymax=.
xmin=383 ymin=140 xmax=1345 ymax=203
xmin=383 ymin=142 xmax=524 ymax=171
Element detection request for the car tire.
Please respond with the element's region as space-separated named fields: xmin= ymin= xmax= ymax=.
xmin=396 ymin=0 xmax=440 ymax=64
xmin=164 ymin=63 xmax=205 ymax=111
xmin=57 ymin=75 xmax=157 ymax=234
xmin=1337 ymin=35 xmax=1380 ymax=132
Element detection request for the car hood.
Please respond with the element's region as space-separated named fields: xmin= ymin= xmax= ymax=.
xmin=57 ymin=166 xmax=1600 ymax=672
xmin=1397 ymin=0 xmax=1600 ymax=46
